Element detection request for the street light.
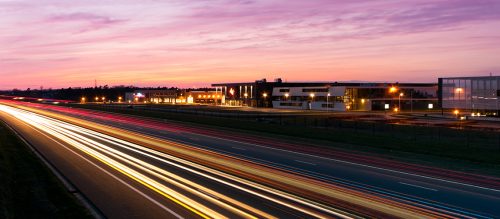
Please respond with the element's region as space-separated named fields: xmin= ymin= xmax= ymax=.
xmin=399 ymin=92 xmax=404 ymax=112
xmin=95 ymin=97 xmax=99 ymax=102
xmin=389 ymin=86 xmax=398 ymax=93
xmin=454 ymin=109 xmax=460 ymax=117
xmin=284 ymin=93 xmax=289 ymax=101
xmin=310 ymin=93 xmax=315 ymax=100
xmin=81 ymin=97 xmax=86 ymax=103
xmin=118 ymin=96 xmax=122 ymax=102
xmin=327 ymin=93 xmax=330 ymax=112
xmin=455 ymin=88 xmax=463 ymax=109
xmin=262 ymin=93 xmax=268 ymax=107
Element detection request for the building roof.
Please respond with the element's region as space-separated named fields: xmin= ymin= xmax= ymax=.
xmin=439 ymin=76 xmax=500 ymax=80
xmin=212 ymin=81 xmax=437 ymax=87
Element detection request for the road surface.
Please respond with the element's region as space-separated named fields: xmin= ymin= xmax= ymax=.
xmin=0 ymin=100 xmax=499 ymax=218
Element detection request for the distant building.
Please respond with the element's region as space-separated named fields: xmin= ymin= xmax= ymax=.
xmin=185 ymin=90 xmax=225 ymax=104
xmin=439 ymin=76 xmax=500 ymax=114
xmin=213 ymin=79 xmax=438 ymax=111
xmin=125 ymin=89 xmax=180 ymax=103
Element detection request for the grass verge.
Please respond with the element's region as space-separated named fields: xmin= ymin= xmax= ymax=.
xmin=0 ymin=122 xmax=92 ymax=219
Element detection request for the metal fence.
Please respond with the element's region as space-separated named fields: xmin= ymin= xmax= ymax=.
xmin=81 ymin=104 xmax=500 ymax=152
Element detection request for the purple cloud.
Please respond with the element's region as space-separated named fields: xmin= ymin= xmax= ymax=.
xmin=46 ymin=12 xmax=126 ymax=32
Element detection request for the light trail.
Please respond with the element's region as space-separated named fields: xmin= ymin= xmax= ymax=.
xmin=0 ymin=102 xmax=475 ymax=219
xmin=0 ymin=104 xmax=357 ymax=219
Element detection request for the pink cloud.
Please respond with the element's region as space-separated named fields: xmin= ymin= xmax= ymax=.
xmin=1 ymin=0 xmax=500 ymax=89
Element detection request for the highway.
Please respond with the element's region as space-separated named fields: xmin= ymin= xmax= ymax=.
xmin=1 ymin=100 xmax=499 ymax=218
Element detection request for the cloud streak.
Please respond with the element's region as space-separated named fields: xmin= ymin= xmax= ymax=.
xmin=0 ymin=0 xmax=499 ymax=89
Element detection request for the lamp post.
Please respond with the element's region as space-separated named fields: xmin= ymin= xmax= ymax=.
xmin=455 ymin=88 xmax=463 ymax=110
xmin=262 ymin=93 xmax=268 ymax=107
xmin=118 ymin=96 xmax=122 ymax=103
xmin=399 ymin=92 xmax=404 ymax=112
xmin=81 ymin=97 xmax=86 ymax=103
xmin=389 ymin=86 xmax=398 ymax=112
xmin=326 ymin=93 xmax=330 ymax=112
xmin=284 ymin=93 xmax=289 ymax=102
xmin=454 ymin=109 xmax=460 ymax=118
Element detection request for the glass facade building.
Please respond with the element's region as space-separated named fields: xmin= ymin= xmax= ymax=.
xmin=439 ymin=76 xmax=500 ymax=113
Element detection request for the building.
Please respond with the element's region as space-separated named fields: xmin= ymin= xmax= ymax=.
xmin=125 ymin=89 xmax=182 ymax=103
xmin=213 ymin=79 xmax=438 ymax=111
xmin=184 ymin=90 xmax=225 ymax=104
xmin=439 ymin=76 xmax=500 ymax=115
xmin=212 ymin=78 xmax=278 ymax=107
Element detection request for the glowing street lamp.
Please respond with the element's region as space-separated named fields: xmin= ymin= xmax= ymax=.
xmin=262 ymin=93 xmax=268 ymax=107
xmin=81 ymin=97 xmax=86 ymax=103
xmin=95 ymin=97 xmax=99 ymax=101
xmin=284 ymin=93 xmax=289 ymax=101
xmin=398 ymin=92 xmax=404 ymax=111
xmin=389 ymin=86 xmax=398 ymax=93
xmin=455 ymin=88 xmax=463 ymax=108
xmin=118 ymin=96 xmax=122 ymax=102
xmin=454 ymin=109 xmax=460 ymax=117
xmin=310 ymin=93 xmax=315 ymax=101
xmin=327 ymin=93 xmax=331 ymax=112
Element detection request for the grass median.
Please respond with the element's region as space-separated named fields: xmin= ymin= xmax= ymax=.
xmin=0 ymin=122 xmax=91 ymax=219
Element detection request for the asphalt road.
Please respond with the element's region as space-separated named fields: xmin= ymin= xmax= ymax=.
xmin=1 ymin=101 xmax=499 ymax=218
xmin=46 ymin=104 xmax=500 ymax=218
xmin=0 ymin=103 xmax=367 ymax=218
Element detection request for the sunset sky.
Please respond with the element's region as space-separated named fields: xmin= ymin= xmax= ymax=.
xmin=1 ymin=0 xmax=500 ymax=89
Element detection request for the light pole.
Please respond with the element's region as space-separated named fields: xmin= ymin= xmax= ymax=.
xmin=81 ymin=97 xmax=86 ymax=103
xmin=327 ymin=93 xmax=330 ymax=112
xmin=284 ymin=93 xmax=289 ymax=102
xmin=455 ymin=88 xmax=463 ymax=110
xmin=262 ymin=93 xmax=268 ymax=107
xmin=389 ymin=86 xmax=398 ymax=112
xmin=309 ymin=93 xmax=315 ymax=110
xmin=398 ymin=92 xmax=404 ymax=112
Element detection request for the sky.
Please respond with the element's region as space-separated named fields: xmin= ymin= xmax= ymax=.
xmin=1 ymin=0 xmax=500 ymax=89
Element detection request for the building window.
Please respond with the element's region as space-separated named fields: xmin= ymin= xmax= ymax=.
xmin=280 ymin=102 xmax=302 ymax=107
xmin=321 ymin=103 xmax=334 ymax=108
xmin=302 ymin=88 xmax=328 ymax=92
xmin=279 ymin=88 xmax=290 ymax=92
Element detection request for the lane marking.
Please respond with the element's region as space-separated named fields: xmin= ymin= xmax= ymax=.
xmin=42 ymin=111 xmax=500 ymax=194
xmin=28 ymin=125 xmax=185 ymax=219
xmin=183 ymin=132 xmax=500 ymax=193
xmin=294 ymin=160 xmax=316 ymax=166
xmin=399 ymin=182 xmax=438 ymax=192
